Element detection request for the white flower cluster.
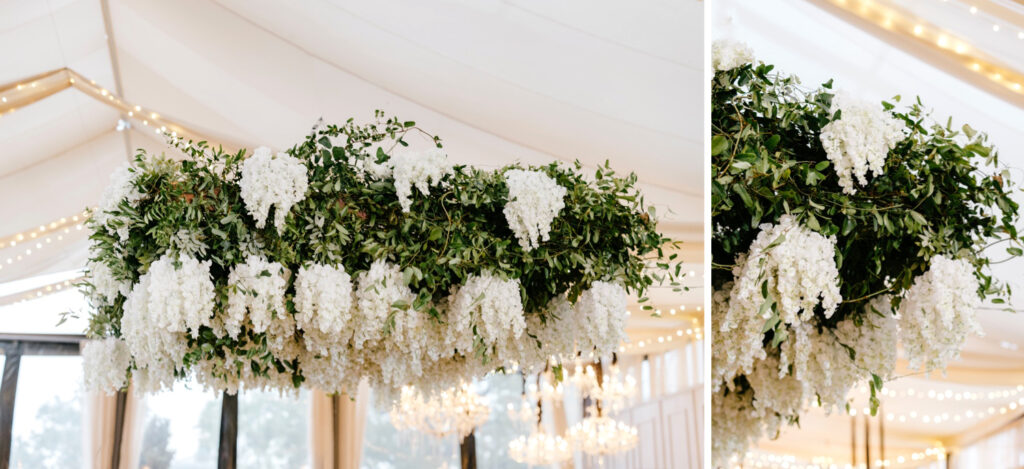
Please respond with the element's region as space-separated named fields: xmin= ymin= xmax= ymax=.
xmin=122 ymin=254 xmax=215 ymax=392
xmin=717 ymin=215 xmax=841 ymax=385
xmin=352 ymin=259 xmax=416 ymax=350
xmin=819 ymin=93 xmax=906 ymax=194
xmin=574 ymin=281 xmax=629 ymax=356
xmin=449 ymin=273 xmax=525 ymax=348
xmin=390 ymin=148 xmax=452 ymax=212
xmin=84 ymin=258 xmax=130 ymax=308
xmin=502 ymin=170 xmax=567 ymax=251
xmin=294 ymin=264 xmax=354 ymax=355
xmin=835 ymin=295 xmax=898 ymax=379
xmin=82 ymin=337 xmax=132 ymax=394
xmin=711 ymin=389 xmax=762 ymax=465
xmin=224 ymin=256 xmax=288 ymax=338
xmin=712 ymin=39 xmax=755 ymax=71
xmin=239 ymin=147 xmax=309 ymax=231
xmin=94 ymin=162 xmax=145 ymax=241
xmin=899 ymin=255 xmax=982 ymax=372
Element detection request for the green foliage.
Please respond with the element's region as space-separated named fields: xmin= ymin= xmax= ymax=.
xmin=712 ymin=61 xmax=1021 ymax=327
xmin=84 ymin=111 xmax=678 ymax=388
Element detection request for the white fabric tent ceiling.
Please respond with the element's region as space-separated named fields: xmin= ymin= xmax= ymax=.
xmin=715 ymin=0 xmax=1024 ymax=463
xmin=0 ymin=0 xmax=702 ymax=331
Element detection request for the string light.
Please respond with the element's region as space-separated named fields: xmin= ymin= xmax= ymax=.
xmin=0 ymin=277 xmax=81 ymax=307
xmin=741 ymin=445 xmax=945 ymax=469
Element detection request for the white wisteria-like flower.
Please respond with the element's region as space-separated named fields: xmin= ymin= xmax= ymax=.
xmin=712 ymin=39 xmax=755 ymax=71
xmin=711 ymin=388 xmax=762 ymax=465
xmin=899 ymin=255 xmax=983 ymax=372
xmin=84 ymin=258 xmax=130 ymax=308
xmin=239 ymin=146 xmax=309 ymax=231
xmin=449 ymin=272 xmax=526 ymax=347
xmin=294 ymin=263 xmax=354 ymax=354
xmin=391 ymin=148 xmax=452 ymax=212
xmin=718 ymin=215 xmax=841 ymax=385
xmin=575 ymin=281 xmax=628 ymax=356
xmin=819 ymin=92 xmax=906 ymax=194
xmin=134 ymin=253 xmax=217 ymax=338
xmin=792 ymin=324 xmax=862 ymax=412
xmin=94 ymin=162 xmax=145 ymax=241
xmin=353 ymin=259 xmax=416 ymax=349
xmin=711 ymin=282 xmax=764 ymax=392
xmin=82 ymin=337 xmax=131 ymax=394
xmin=745 ymin=356 xmax=803 ymax=436
xmin=225 ymin=255 xmax=288 ymax=338
xmin=502 ymin=169 xmax=566 ymax=251
xmin=835 ymin=295 xmax=899 ymax=379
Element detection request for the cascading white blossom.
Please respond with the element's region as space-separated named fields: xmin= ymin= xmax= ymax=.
xmin=712 ymin=39 xmax=754 ymax=71
xmin=711 ymin=282 xmax=764 ymax=392
xmin=520 ymin=297 xmax=579 ymax=365
xmin=745 ymin=356 xmax=803 ymax=436
xmin=225 ymin=255 xmax=288 ymax=338
xmin=449 ymin=272 xmax=526 ymax=347
xmin=239 ymin=146 xmax=309 ymax=231
xmin=711 ymin=388 xmax=763 ymax=465
xmin=575 ymin=281 xmax=628 ymax=356
xmin=121 ymin=255 xmax=213 ymax=393
xmin=819 ymin=92 xmax=906 ymax=194
xmin=502 ymin=169 xmax=566 ymax=251
xmin=94 ymin=162 xmax=145 ymax=241
xmin=899 ymin=255 xmax=982 ymax=372
xmin=390 ymin=148 xmax=452 ymax=212
xmin=84 ymin=259 xmax=130 ymax=308
xmin=353 ymin=259 xmax=416 ymax=349
xmin=718 ymin=215 xmax=841 ymax=384
xmin=82 ymin=337 xmax=132 ymax=394
xmin=835 ymin=295 xmax=899 ymax=379
xmin=294 ymin=264 xmax=354 ymax=354
xmin=794 ymin=324 xmax=861 ymax=412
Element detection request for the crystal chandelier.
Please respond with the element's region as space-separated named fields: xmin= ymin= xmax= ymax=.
xmin=389 ymin=382 xmax=490 ymax=439
xmin=567 ymin=414 xmax=639 ymax=456
xmin=507 ymin=399 xmax=535 ymax=423
xmin=591 ymin=365 xmax=638 ymax=413
xmin=508 ymin=427 xmax=573 ymax=465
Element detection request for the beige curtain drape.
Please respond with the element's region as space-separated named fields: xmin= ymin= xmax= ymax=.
xmin=310 ymin=379 xmax=370 ymax=469
xmin=87 ymin=387 xmax=140 ymax=469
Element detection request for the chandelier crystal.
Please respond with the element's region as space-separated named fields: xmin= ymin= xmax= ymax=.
xmin=508 ymin=428 xmax=573 ymax=465
xmin=389 ymin=382 xmax=490 ymax=439
xmin=567 ymin=415 xmax=639 ymax=456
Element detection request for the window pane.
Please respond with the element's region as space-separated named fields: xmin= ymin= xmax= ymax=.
xmin=9 ymin=355 xmax=85 ymax=469
xmin=238 ymin=389 xmax=311 ymax=468
xmin=361 ymin=388 xmax=460 ymax=469
xmin=136 ymin=380 xmax=222 ymax=469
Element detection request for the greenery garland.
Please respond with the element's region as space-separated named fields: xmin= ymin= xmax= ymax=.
xmin=80 ymin=112 xmax=680 ymax=398
xmin=710 ymin=46 xmax=1021 ymax=462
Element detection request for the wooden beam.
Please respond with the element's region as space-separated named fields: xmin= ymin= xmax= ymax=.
xmin=0 ymin=68 xmax=71 ymax=114
xmin=217 ymin=392 xmax=238 ymax=469
xmin=0 ymin=346 xmax=22 ymax=469
xmin=459 ymin=432 xmax=477 ymax=469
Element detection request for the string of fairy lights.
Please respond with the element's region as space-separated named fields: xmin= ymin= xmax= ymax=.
xmin=826 ymin=0 xmax=1024 ymax=99
xmin=839 ymin=382 xmax=1024 ymax=425
xmin=0 ymin=209 xmax=92 ymax=273
xmin=739 ymin=445 xmax=946 ymax=469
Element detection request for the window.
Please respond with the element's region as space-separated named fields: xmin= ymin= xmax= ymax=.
xmin=135 ymin=381 xmax=222 ymax=469
xmin=238 ymin=389 xmax=312 ymax=468
xmin=8 ymin=355 xmax=85 ymax=469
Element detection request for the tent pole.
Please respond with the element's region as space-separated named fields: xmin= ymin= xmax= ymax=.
xmin=0 ymin=345 xmax=21 ymax=469
xmin=217 ymin=392 xmax=238 ymax=469
xmin=110 ymin=390 xmax=128 ymax=469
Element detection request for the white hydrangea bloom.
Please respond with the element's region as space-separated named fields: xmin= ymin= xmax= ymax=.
xmin=294 ymin=264 xmax=354 ymax=354
xmin=718 ymin=215 xmax=841 ymax=384
xmin=712 ymin=39 xmax=754 ymax=71
xmin=82 ymin=337 xmax=132 ymax=394
xmin=239 ymin=146 xmax=309 ymax=231
xmin=449 ymin=272 xmax=526 ymax=347
xmin=94 ymin=162 xmax=145 ymax=241
xmin=819 ymin=93 xmax=905 ymax=194
xmin=390 ymin=148 xmax=452 ymax=212
xmin=575 ymin=281 xmax=628 ymax=356
xmin=353 ymin=259 xmax=416 ymax=349
xmin=225 ymin=255 xmax=288 ymax=338
xmin=502 ymin=169 xmax=567 ymax=251
xmin=84 ymin=259 xmax=130 ymax=308
xmin=899 ymin=255 xmax=982 ymax=372
xmin=835 ymin=295 xmax=899 ymax=379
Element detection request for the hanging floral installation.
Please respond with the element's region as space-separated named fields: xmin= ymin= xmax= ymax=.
xmin=710 ymin=41 xmax=1022 ymax=463
xmin=79 ymin=112 xmax=678 ymax=401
